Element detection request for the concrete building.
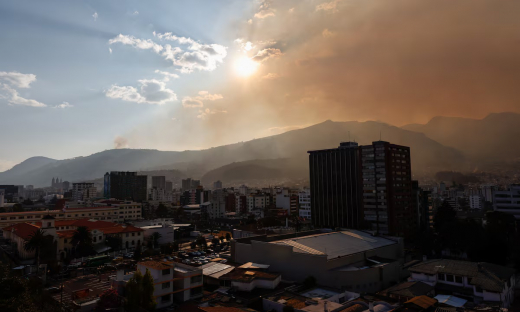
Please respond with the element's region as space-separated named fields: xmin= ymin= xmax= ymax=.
xmin=298 ymin=189 xmax=311 ymax=219
xmin=408 ymin=259 xmax=516 ymax=308
xmin=248 ymin=193 xmax=270 ymax=212
xmin=207 ymin=189 xmax=226 ymax=219
xmin=308 ymin=142 xmax=362 ymax=229
xmin=360 ymin=141 xmax=414 ymax=238
xmin=3 ymin=216 xmax=144 ymax=260
xmin=112 ymin=260 xmax=203 ymax=308
xmin=140 ymin=224 xmax=174 ymax=245
xmin=493 ymin=185 xmax=520 ymax=219
xmin=275 ymin=188 xmax=291 ymax=213
xmin=231 ymin=229 xmax=404 ymax=292
xmin=152 ymin=176 xmax=166 ymax=190
xmin=182 ymin=178 xmax=200 ymax=191
xmin=72 ymin=182 xmax=97 ymax=202
xmin=213 ymin=180 xmax=223 ymax=190
xmin=165 ymin=181 xmax=173 ymax=192
xmin=104 ymin=171 xmax=147 ymax=202
xmin=0 ymin=189 xmax=4 ymax=208
xmin=468 ymin=195 xmax=483 ymax=210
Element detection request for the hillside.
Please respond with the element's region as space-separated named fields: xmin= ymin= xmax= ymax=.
xmin=402 ymin=112 xmax=520 ymax=162
xmin=0 ymin=120 xmax=466 ymax=186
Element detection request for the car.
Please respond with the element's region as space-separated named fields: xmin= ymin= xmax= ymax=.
xmin=220 ymin=259 xmax=227 ymax=264
xmin=182 ymin=259 xmax=188 ymax=264
xmin=45 ymin=286 xmax=62 ymax=294
xmin=165 ymin=256 xmax=173 ymax=261
xmin=201 ymin=260 xmax=208 ymax=264
xmin=199 ymin=251 xmax=206 ymax=255
xmin=194 ymin=252 xmax=201 ymax=256
xmin=195 ymin=261 xmax=202 ymax=266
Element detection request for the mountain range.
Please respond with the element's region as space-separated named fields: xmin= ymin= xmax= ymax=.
xmin=1 ymin=112 xmax=518 ymax=187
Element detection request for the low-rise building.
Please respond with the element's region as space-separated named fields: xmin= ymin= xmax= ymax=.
xmin=231 ymin=229 xmax=405 ymax=292
xmin=408 ymin=259 xmax=516 ymax=308
xmin=112 ymin=260 xmax=203 ymax=309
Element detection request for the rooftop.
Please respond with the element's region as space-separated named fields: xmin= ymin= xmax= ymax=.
xmin=221 ymin=268 xmax=280 ymax=283
xmin=379 ymin=281 xmax=433 ymax=298
xmin=138 ymin=260 xmax=173 ymax=271
xmin=270 ymin=230 xmax=397 ymax=259
xmin=409 ymin=259 xmax=515 ymax=293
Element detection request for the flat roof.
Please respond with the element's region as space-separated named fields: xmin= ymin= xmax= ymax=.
xmin=270 ymin=230 xmax=396 ymax=260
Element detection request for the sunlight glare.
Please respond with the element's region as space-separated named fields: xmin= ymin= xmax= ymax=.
xmin=235 ymin=56 xmax=259 ymax=77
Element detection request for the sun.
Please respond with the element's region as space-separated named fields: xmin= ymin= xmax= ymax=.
xmin=234 ymin=56 xmax=259 ymax=77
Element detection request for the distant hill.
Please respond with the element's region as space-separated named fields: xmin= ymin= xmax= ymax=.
xmin=402 ymin=112 xmax=520 ymax=162
xmin=0 ymin=120 xmax=466 ymax=187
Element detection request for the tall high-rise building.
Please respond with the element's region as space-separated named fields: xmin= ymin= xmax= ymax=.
xmin=165 ymin=181 xmax=173 ymax=192
xmin=152 ymin=176 xmax=166 ymax=189
xmin=181 ymin=178 xmax=201 ymax=191
xmin=308 ymin=142 xmax=362 ymax=229
xmin=360 ymin=141 xmax=414 ymax=237
xmin=213 ymin=180 xmax=223 ymax=190
xmin=104 ymin=172 xmax=147 ymax=202
xmin=72 ymin=182 xmax=97 ymax=202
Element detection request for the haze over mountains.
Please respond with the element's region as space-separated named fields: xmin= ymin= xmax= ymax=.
xmin=1 ymin=113 xmax=518 ymax=187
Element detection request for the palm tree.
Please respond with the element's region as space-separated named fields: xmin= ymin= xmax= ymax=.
xmin=72 ymin=226 xmax=93 ymax=257
xmin=24 ymin=229 xmax=47 ymax=271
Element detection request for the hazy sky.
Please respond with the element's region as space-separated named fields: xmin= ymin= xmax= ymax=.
xmin=1 ymin=0 xmax=520 ymax=170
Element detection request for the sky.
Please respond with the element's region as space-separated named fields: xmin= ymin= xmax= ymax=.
xmin=1 ymin=0 xmax=520 ymax=171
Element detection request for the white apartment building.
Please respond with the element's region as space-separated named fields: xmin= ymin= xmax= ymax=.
xmin=248 ymin=193 xmax=270 ymax=212
xmin=149 ymin=187 xmax=166 ymax=202
xmin=469 ymin=195 xmax=483 ymax=210
xmin=276 ymin=188 xmax=291 ymax=212
xmin=299 ymin=189 xmax=311 ymax=219
xmin=493 ymin=185 xmax=520 ymax=218
xmin=117 ymin=260 xmax=203 ymax=308
xmin=72 ymin=182 xmax=97 ymax=202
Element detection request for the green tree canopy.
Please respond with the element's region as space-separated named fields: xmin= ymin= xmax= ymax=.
xmin=71 ymin=226 xmax=93 ymax=257
xmin=125 ymin=269 xmax=156 ymax=312
xmin=156 ymin=204 xmax=168 ymax=218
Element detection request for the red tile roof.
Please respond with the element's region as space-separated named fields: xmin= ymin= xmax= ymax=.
xmin=56 ymin=230 xmax=76 ymax=238
xmin=5 ymin=223 xmax=41 ymax=240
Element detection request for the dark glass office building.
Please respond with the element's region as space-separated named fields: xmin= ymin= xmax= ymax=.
xmin=308 ymin=142 xmax=362 ymax=229
xmin=104 ymin=171 xmax=147 ymax=202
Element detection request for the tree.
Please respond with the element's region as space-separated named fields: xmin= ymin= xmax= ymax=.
xmin=96 ymin=289 xmax=121 ymax=312
xmin=155 ymin=204 xmax=168 ymax=218
xmin=24 ymin=229 xmax=48 ymax=272
xmin=302 ymin=276 xmax=317 ymax=289
xmin=225 ymin=233 xmax=231 ymax=241
xmin=71 ymin=226 xmax=93 ymax=257
xmin=12 ymin=204 xmax=23 ymax=212
xmin=105 ymin=236 xmax=123 ymax=251
xmin=151 ymin=232 xmax=162 ymax=249
xmin=125 ymin=269 xmax=156 ymax=312
xmin=283 ymin=306 xmax=295 ymax=312
xmin=196 ymin=235 xmax=207 ymax=248
xmin=134 ymin=241 xmax=142 ymax=261
xmin=0 ymin=263 xmax=40 ymax=312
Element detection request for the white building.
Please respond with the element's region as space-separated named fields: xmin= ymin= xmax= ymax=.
xmin=248 ymin=193 xmax=270 ymax=212
xmin=276 ymin=188 xmax=291 ymax=212
xmin=239 ymin=185 xmax=248 ymax=195
xmin=468 ymin=195 xmax=482 ymax=210
xmin=149 ymin=187 xmax=166 ymax=202
xmin=208 ymin=190 xmax=226 ymax=219
xmin=141 ymin=224 xmax=175 ymax=245
xmin=299 ymin=189 xmax=311 ymax=219
xmin=493 ymin=185 xmax=520 ymax=218
xmin=72 ymin=183 xmax=97 ymax=202
xmin=408 ymin=259 xmax=515 ymax=308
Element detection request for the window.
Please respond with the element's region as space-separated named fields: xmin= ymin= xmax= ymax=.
xmin=162 ymin=269 xmax=170 ymax=276
xmin=160 ymin=294 xmax=171 ymax=303
xmin=438 ymin=273 xmax=445 ymax=281
xmin=446 ymin=274 xmax=454 ymax=282
xmin=162 ymin=282 xmax=170 ymax=289
xmin=191 ymin=275 xmax=202 ymax=284
xmin=455 ymin=276 xmax=463 ymax=283
xmin=190 ymin=287 xmax=202 ymax=297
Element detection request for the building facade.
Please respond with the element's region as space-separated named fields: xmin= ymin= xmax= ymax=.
xmin=104 ymin=171 xmax=147 ymax=202
xmin=308 ymin=142 xmax=362 ymax=229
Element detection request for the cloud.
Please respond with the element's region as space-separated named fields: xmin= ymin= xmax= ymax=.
xmin=132 ymin=11 xmax=139 ymax=16
xmin=316 ymin=0 xmax=342 ymax=12
xmin=92 ymin=12 xmax=98 ymax=21
xmin=154 ymin=70 xmax=180 ymax=81
xmin=0 ymin=71 xmax=36 ymax=88
xmin=255 ymin=0 xmax=275 ymax=18
xmin=322 ymin=29 xmax=336 ymax=38
xmin=0 ymin=84 xmax=46 ymax=107
xmin=54 ymin=102 xmax=73 ymax=109
xmin=109 ymin=34 xmax=163 ymax=53
xmin=182 ymin=91 xmax=223 ymax=108
xmin=154 ymin=32 xmax=228 ymax=73
xmin=109 ymin=48 xmax=112 ymax=54
xmin=262 ymin=73 xmax=281 ymax=80
xmin=109 ymin=33 xmax=227 ymax=73
xmin=252 ymin=48 xmax=283 ymax=62
xmin=114 ymin=136 xmax=129 ymax=149
xmin=106 ymin=79 xmax=177 ymax=105
xmin=197 ymin=108 xmax=227 ymax=119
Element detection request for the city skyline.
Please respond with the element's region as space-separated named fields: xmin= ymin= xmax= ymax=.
xmin=2 ymin=0 xmax=520 ymax=170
